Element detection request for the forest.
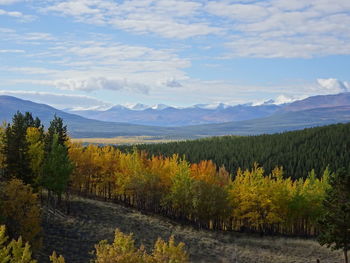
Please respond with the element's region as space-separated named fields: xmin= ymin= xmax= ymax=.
xmin=0 ymin=112 xmax=349 ymax=262
xmin=118 ymin=123 xmax=350 ymax=179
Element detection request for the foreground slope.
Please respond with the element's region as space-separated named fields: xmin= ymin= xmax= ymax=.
xmin=40 ymin=196 xmax=341 ymax=263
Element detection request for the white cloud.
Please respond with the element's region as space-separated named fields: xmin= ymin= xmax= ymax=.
xmin=50 ymin=77 xmax=150 ymax=94
xmin=317 ymin=78 xmax=350 ymax=93
xmin=0 ymin=90 xmax=113 ymax=110
xmin=0 ymin=33 xmax=191 ymax=93
xmin=42 ymin=0 xmax=221 ymax=39
xmin=207 ymin=0 xmax=350 ymax=58
xmin=0 ymin=49 xmax=24 ymax=53
xmin=0 ymin=8 xmax=34 ymax=21
xmin=0 ymin=0 xmax=25 ymax=5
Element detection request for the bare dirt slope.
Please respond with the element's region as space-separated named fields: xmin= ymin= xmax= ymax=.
xmin=39 ymin=196 xmax=342 ymax=263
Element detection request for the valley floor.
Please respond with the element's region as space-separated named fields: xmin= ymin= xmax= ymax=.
xmin=39 ymin=196 xmax=342 ymax=263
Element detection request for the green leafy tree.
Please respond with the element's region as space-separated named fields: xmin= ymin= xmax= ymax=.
xmin=318 ymin=169 xmax=350 ymax=263
xmin=42 ymin=134 xmax=73 ymax=202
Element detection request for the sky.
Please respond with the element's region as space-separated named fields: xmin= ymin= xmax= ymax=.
xmin=0 ymin=0 xmax=350 ymax=110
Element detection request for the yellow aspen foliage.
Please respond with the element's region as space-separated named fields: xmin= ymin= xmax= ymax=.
xmin=152 ymin=236 xmax=189 ymax=263
xmin=94 ymin=229 xmax=152 ymax=263
xmin=165 ymin=159 xmax=194 ymax=217
xmin=26 ymin=127 xmax=45 ymax=185
xmin=50 ymin=251 xmax=65 ymax=263
xmin=67 ymin=142 xmax=330 ymax=236
xmin=0 ymin=179 xmax=42 ymax=250
xmin=93 ymin=229 xmax=188 ymax=263
xmin=0 ymin=225 xmax=37 ymax=263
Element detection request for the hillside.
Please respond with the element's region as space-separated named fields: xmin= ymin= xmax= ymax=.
xmin=120 ymin=122 xmax=350 ymax=179
xmin=40 ymin=195 xmax=342 ymax=263
xmin=0 ymin=96 xmax=172 ymax=138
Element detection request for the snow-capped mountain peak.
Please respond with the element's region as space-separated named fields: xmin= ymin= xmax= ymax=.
xmin=150 ymin=104 xmax=170 ymax=110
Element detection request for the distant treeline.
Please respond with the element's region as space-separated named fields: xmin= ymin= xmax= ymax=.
xmin=117 ymin=123 xmax=350 ymax=179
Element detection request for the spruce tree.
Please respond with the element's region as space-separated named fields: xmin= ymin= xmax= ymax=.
xmin=3 ymin=112 xmax=41 ymax=184
xmin=45 ymin=115 xmax=68 ymax=154
xmin=42 ymin=134 xmax=73 ymax=204
xmin=318 ymin=168 xmax=350 ymax=263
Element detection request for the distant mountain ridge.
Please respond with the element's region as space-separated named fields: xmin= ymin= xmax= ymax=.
xmin=65 ymin=93 xmax=350 ymax=127
xmin=67 ymin=102 xmax=283 ymax=126
xmin=1 ymin=93 xmax=350 ymax=139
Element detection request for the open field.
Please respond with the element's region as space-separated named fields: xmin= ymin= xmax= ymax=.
xmin=39 ymin=196 xmax=342 ymax=263
xmin=71 ymin=136 xmax=185 ymax=145
xmin=72 ymin=136 xmax=177 ymax=145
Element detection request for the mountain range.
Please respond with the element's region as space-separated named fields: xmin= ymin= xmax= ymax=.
xmin=66 ymin=102 xmax=282 ymax=126
xmin=1 ymin=93 xmax=350 ymax=138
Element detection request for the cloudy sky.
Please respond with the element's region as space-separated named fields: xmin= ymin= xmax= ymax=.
xmin=1 ymin=0 xmax=350 ymax=109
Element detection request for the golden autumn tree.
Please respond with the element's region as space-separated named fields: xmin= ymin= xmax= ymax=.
xmin=152 ymin=236 xmax=189 ymax=263
xmin=50 ymin=251 xmax=66 ymax=263
xmin=0 ymin=179 xmax=42 ymax=250
xmin=26 ymin=127 xmax=45 ymax=187
xmin=165 ymin=159 xmax=194 ymax=220
xmin=0 ymin=225 xmax=37 ymax=263
xmin=93 ymin=228 xmax=188 ymax=263
xmin=93 ymin=229 xmax=152 ymax=263
xmin=191 ymin=161 xmax=232 ymax=229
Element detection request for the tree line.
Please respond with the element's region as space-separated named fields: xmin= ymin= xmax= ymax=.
xmin=69 ymin=143 xmax=331 ymax=236
xmin=118 ymin=123 xmax=350 ymax=180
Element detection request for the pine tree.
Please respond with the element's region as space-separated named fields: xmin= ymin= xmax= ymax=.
xmin=42 ymin=134 xmax=73 ymax=204
xmin=0 ymin=122 xmax=6 ymax=178
xmin=4 ymin=112 xmax=32 ymax=183
xmin=45 ymin=115 xmax=68 ymax=155
xmin=318 ymin=169 xmax=350 ymax=263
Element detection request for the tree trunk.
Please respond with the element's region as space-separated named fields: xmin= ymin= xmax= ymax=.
xmin=344 ymin=248 xmax=348 ymax=263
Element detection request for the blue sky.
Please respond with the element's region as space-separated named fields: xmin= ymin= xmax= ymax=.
xmin=0 ymin=0 xmax=350 ymax=110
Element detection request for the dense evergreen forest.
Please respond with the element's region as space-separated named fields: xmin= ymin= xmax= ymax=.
xmin=118 ymin=123 xmax=350 ymax=179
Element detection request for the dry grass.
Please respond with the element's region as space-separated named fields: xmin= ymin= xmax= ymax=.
xmin=39 ymin=196 xmax=343 ymax=263
xmin=71 ymin=136 xmax=181 ymax=145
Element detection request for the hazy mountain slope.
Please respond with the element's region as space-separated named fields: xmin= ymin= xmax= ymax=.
xmin=282 ymin=92 xmax=350 ymax=112
xmin=67 ymin=92 xmax=350 ymax=127
xmin=0 ymin=95 xmax=172 ymax=138
xmin=178 ymin=106 xmax=350 ymax=136
xmin=67 ymin=104 xmax=281 ymax=126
